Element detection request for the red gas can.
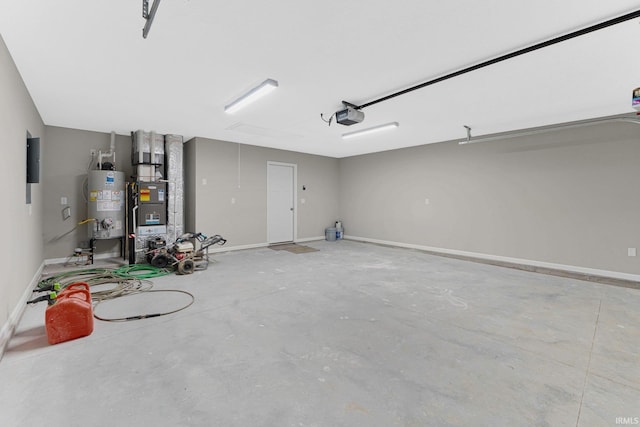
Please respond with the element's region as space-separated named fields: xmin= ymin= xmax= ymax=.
xmin=57 ymin=282 xmax=90 ymax=298
xmin=45 ymin=286 xmax=94 ymax=345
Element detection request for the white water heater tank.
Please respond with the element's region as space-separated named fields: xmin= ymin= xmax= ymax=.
xmin=87 ymin=170 xmax=126 ymax=239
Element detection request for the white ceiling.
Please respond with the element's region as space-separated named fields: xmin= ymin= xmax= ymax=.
xmin=1 ymin=1 xmax=639 ymax=158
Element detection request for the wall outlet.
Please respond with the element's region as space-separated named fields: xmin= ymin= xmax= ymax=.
xmin=62 ymin=206 xmax=71 ymax=220
xmin=628 ymin=248 xmax=636 ymax=257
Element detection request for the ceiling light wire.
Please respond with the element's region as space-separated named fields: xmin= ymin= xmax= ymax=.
xmin=320 ymin=112 xmax=335 ymax=126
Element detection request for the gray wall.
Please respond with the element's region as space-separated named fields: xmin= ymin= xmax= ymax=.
xmin=186 ymin=137 xmax=340 ymax=247
xmin=339 ymin=122 xmax=640 ymax=275
xmin=0 ymin=34 xmax=45 ymax=337
xmin=184 ymin=138 xmax=197 ymax=233
xmin=38 ymin=123 xmax=640 ymax=277
xmin=42 ymin=127 xmax=133 ymax=260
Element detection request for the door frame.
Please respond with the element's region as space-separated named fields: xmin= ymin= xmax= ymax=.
xmin=266 ymin=161 xmax=297 ymax=244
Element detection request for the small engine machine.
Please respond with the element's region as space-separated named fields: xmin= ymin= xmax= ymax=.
xmin=146 ymin=232 xmax=227 ymax=274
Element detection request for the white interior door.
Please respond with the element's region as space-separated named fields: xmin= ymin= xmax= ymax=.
xmin=267 ymin=162 xmax=295 ymax=244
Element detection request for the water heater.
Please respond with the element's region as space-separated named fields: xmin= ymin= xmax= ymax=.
xmin=87 ymin=170 xmax=126 ymax=239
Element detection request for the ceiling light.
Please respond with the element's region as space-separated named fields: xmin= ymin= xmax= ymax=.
xmin=342 ymin=122 xmax=399 ymax=140
xmin=224 ymin=79 xmax=279 ymax=114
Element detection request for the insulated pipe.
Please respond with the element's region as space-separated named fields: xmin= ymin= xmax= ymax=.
xmin=150 ymin=131 xmax=157 ymax=180
xmin=150 ymin=130 xmax=157 ymax=163
xmin=160 ymin=179 xmax=178 ymax=243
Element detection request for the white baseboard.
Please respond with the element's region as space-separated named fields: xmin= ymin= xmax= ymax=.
xmin=295 ymin=236 xmax=325 ymax=243
xmin=44 ymin=250 xmax=123 ymax=266
xmin=208 ymin=242 xmax=269 ymax=254
xmin=344 ymin=235 xmax=640 ymax=283
xmin=0 ymin=261 xmax=45 ymax=361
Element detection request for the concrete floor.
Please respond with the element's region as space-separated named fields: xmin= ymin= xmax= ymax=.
xmin=1 ymin=240 xmax=639 ymax=426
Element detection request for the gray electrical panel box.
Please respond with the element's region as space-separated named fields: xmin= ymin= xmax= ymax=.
xmin=136 ymin=182 xmax=167 ymax=226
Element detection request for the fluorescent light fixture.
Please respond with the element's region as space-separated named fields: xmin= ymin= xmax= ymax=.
xmin=342 ymin=122 xmax=399 ymax=139
xmin=224 ymin=78 xmax=279 ymax=113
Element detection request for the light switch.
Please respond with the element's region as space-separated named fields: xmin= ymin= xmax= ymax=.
xmin=424 ymin=198 xmax=430 ymax=205
xmin=61 ymin=196 xmax=68 ymax=205
xmin=628 ymin=248 xmax=636 ymax=257
xmin=202 ymin=178 xmax=207 ymax=185
xmin=301 ymin=198 xmax=306 ymax=204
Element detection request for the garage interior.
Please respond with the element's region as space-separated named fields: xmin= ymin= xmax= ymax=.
xmin=1 ymin=2 xmax=639 ymax=426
